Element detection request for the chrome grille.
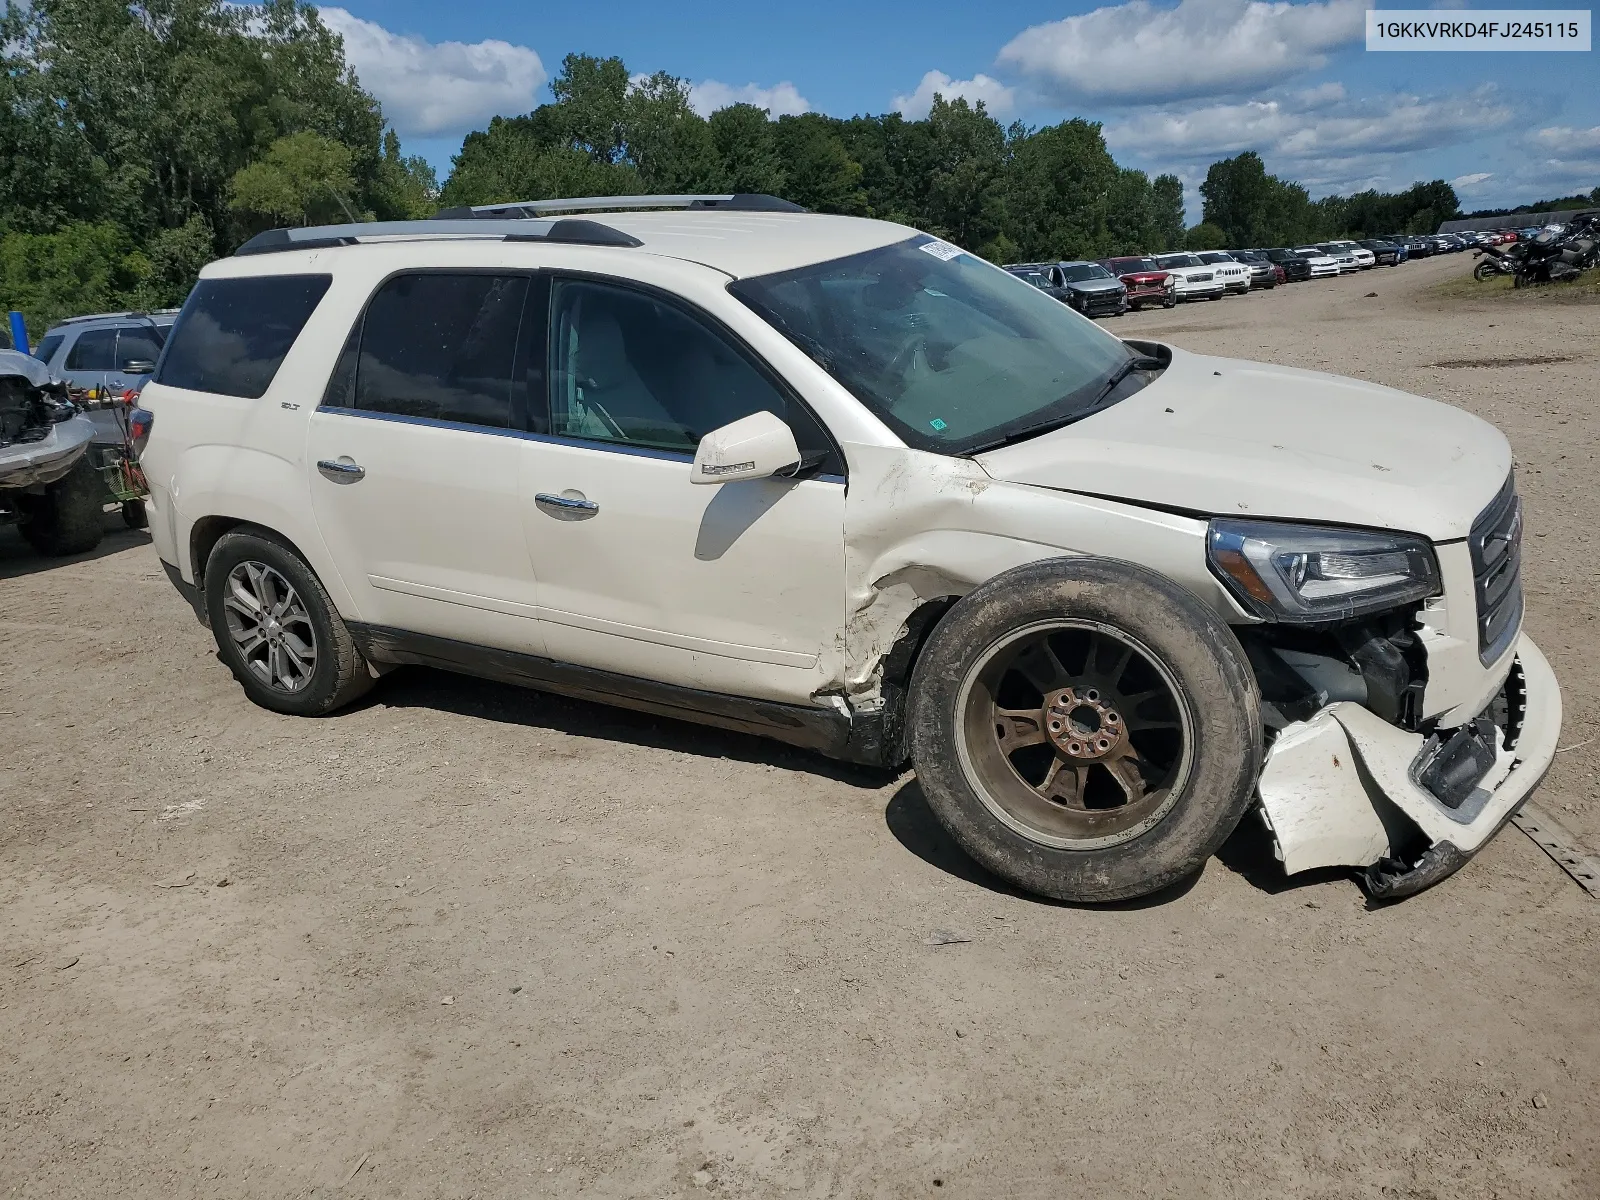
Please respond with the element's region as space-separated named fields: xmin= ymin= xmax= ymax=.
xmin=1468 ymin=475 xmax=1524 ymax=664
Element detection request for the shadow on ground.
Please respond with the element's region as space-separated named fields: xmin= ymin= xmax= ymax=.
xmin=0 ymin=518 xmax=150 ymax=581
xmin=368 ymin=663 xmax=891 ymax=786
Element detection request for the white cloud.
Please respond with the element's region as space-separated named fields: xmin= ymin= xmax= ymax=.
xmin=1533 ymin=125 xmax=1600 ymax=153
xmin=686 ymin=80 xmax=811 ymax=118
xmin=1450 ymin=171 xmax=1493 ymax=191
xmin=321 ymin=8 xmax=546 ymax=138
xmin=998 ymin=0 xmax=1365 ymax=104
xmin=893 ymin=70 xmax=1017 ymax=120
xmin=1107 ymin=84 xmax=1517 ymax=168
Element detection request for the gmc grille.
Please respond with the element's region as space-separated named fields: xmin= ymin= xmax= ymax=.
xmin=1468 ymin=475 xmax=1524 ymax=664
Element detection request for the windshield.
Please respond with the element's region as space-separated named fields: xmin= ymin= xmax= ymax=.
xmin=1008 ymin=269 xmax=1053 ymax=290
xmin=1058 ymin=263 xmax=1112 ymax=283
xmin=1197 ymin=252 xmax=1234 ymax=264
xmin=730 ymin=235 xmax=1134 ymax=454
xmin=1106 ymin=257 xmax=1159 ymax=273
xmin=1155 ymin=253 xmax=1202 ymax=268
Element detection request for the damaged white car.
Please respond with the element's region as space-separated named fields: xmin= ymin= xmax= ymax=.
xmin=134 ymin=195 xmax=1560 ymax=903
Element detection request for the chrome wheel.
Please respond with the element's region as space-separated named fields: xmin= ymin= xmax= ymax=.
xmin=954 ymin=620 xmax=1195 ymax=850
xmin=221 ymin=560 xmax=318 ymax=693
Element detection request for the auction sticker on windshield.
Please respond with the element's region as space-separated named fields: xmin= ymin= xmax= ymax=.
xmin=919 ymin=239 xmax=964 ymax=261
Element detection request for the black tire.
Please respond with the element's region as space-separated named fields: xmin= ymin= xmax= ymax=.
xmin=1163 ymin=296 xmax=1176 ymax=308
xmin=907 ymin=557 xmax=1262 ymax=903
xmin=1208 ymin=293 xmax=1222 ymax=301
xmin=204 ymin=528 xmax=374 ymax=717
xmin=19 ymin=455 xmax=104 ymax=556
xmin=121 ymin=498 xmax=148 ymax=529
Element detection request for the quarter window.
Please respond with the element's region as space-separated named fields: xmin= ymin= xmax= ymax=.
xmin=33 ymin=334 xmax=64 ymax=365
xmin=156 ymin=274 xmax=332 ymax=398
xmin=347 ymin=273 xmax=531 ymax=429
xmin=546 ymin=279 xmax=836 ymax=468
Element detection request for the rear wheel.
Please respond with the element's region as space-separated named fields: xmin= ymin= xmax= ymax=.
xmin=204 ymin=529 xmax=373 ymax=716
xmin=121 ymin=498 xmax=147 ymax=529
xmin=18 ymin=455 xmax=103 ymax=556
xmin=908 ymin=558 xmax=1262 ymax=903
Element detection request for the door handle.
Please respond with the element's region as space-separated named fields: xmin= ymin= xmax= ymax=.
xmin=317 ymin=458 xmax=365 ymax=483
xmin=535 ymin=492 xmax=598 ymax=513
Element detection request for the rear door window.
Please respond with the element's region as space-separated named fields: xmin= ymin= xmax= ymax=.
xmin=337 ymin=272 xmax=531 ymax=429
xmin=155 ymin=274 xmax=332 ymax=398
xmin=65 ymin=328 xmax=118 ymax=371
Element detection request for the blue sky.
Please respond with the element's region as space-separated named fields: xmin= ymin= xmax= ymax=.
xmin=325 ymin=0 xmax=1600 ymax=218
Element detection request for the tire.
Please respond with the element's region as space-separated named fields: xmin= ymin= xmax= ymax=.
xmin=121 ymin=498 xmax=148 ymax=529
xmin=1163 ymin=296 xmax=1176 ymax=309
xmin=204 ymin=528 xmax=374 ymax=717
xmin=1208 ymin=293 xmax=1222 ymax=301
xmin=907 ymin=557 xmax=1262 ymax=903
xmin=19 ymin=455 xmax=104 ymax=556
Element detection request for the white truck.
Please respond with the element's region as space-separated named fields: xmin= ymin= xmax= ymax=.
xmin=133 ymin=195 xmax=1560 ymax=904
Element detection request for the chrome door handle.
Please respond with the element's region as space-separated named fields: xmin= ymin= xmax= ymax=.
xmin=317 ymin=458 xmax=365 ymax=483
xmin=535 ymin=492 xmax=598 ymax=513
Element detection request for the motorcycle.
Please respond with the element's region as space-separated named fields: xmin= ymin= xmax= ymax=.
xmin=1475 ymin=210 xmax=1599 ymax=287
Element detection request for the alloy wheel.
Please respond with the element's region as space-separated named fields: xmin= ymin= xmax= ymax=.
xmin=221 ymin=560 xmax=318 ymax=693
xmin=955 ymin=620 xmax=1195 ymax=850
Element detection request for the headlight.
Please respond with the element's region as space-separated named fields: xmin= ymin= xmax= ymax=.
xmin=1207 ymin=519 xmax=1440 ymax=622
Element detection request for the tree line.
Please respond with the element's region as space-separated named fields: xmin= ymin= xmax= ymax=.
xmin=2 ymin=4 xmax=1482 ymax=336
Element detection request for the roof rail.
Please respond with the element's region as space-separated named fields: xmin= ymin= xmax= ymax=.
xmin=51 ymin=308 xmax=182 ymax=325
xmin=233 ymin=217 xmax=645 ymax=257
xmin=433 ymin=193 xmax=806 ymax=220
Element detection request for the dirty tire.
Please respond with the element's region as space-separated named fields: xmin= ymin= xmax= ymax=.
xmin=19 ymin=455 xmax=104 ymax=556
xmin=121 ymin=498 xmax=148 ymax=529
xmin=907 ymin=557 xmax=1262 ymax=904
xmin=204 ymin=528 xmax=373 ymax=717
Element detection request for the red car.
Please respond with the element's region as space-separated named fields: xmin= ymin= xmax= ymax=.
xmin=1099 ymin=257 xmax=1177 ymax=310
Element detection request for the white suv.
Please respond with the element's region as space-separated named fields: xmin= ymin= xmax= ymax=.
xmin=1150 ymin=253 xmax=1227 ymax=301
xmin=135 ymin=194 xmax=1561 ymax=904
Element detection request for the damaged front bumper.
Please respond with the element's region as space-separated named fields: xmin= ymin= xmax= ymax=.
xmin=1256 ymin=633 xmax=1561 ymax=898
xmin=0 ymin=414 xmax=96 ymax=490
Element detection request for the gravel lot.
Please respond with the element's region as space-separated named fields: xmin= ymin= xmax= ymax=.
xmin=2 ymin=252 xmax=1597 ymax=1199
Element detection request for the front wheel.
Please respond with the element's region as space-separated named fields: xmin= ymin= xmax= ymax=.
xmin=18 ymin=455 xmax=103 ymax=556
xmin=1163 ymin=295 xmax=1177 ymax=308
xmin=204 ymin=528 xmax=374 ymax=717
xmin=908 ymin=558 xmax=1262 ymax=903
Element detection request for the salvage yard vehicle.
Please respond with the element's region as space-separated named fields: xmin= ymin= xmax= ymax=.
xmin=1098 ymin=257 xmax=1177 ymax=310
xmin=1151 ymin=252 xmax=1226 ymax=301
xmin=1294 ymin=248 xmax=1340 ymax=278
xmin=1193 ymin=251 xmax=1251 ymax=294
xmin=1006 ymin=261 xmax=1127 ymax=317
xmin=0 ymin=349 xmax=105 ymax=555
xmin=136 ymin=194 xmax=1561 ymax=904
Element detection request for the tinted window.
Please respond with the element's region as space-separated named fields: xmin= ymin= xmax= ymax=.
xmin=156 ymin=275 xmax=331 ymax=398
xmin=33 ymin=334 xmax=64 ymax=365
xmin=549 ymin=278 xmax=837 ymax=469
xmin=66 ymin=328 xmax=118 ymax=371
xmin=1105 ymin=258 xmax=1159 ymax=273
xmin=116 ymin=326 xmax=164 ymax=370
xmin=351 ymin=273 xmax=530 ymax=428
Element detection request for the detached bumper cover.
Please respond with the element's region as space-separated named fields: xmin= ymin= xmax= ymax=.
xmin=1258 ymin=633 xmax=1561 ymax=891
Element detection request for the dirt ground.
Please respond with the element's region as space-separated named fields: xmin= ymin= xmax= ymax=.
xmin=3 ymin=253 xmax=1597 ymax=1199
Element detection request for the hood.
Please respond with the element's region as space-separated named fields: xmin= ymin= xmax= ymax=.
xmin=1067 ymin=278 xmax=1124 ymax=294
xmin=1159 ymin=263 xmax=1214 ymax=279
xmin=975 ymin=346 xmax=1511 ymax=541
xmin=0 ymin=348 xmax=52 ymax=388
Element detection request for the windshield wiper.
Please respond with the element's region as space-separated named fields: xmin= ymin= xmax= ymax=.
xmin=965 ymin=354 xmax=1164 ymax=454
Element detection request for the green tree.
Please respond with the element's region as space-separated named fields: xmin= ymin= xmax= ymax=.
xmin=230 ymin=132 xmax=359 ymax=227
xmin=771 ymin=115 xmax=866 ymax=213
xmin=1150 ymin=174 xmax=1186 ymax=251
xmin=0 ymin=223 xmax=151 ymax=332
xmin=709 ymin=104 xmax=785 ymax=195
xmin=1185 ymin=222 xmax=1228 ymax=250
xmin=373 ymin=130 xmax=439 ymax=220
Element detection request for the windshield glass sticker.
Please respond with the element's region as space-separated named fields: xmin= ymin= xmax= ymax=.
xmin=919 ymin=239 xmax=963 ymax=261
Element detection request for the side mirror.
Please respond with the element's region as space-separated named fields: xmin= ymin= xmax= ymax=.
xmin=691 ymin=410 xmax=800 ymax=486
xmin=121 ymin=360 xmax=156 ymax=375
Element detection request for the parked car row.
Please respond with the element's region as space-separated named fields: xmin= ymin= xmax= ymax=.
xmin=1005 ymin=236 xmax=1426 ymax=318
